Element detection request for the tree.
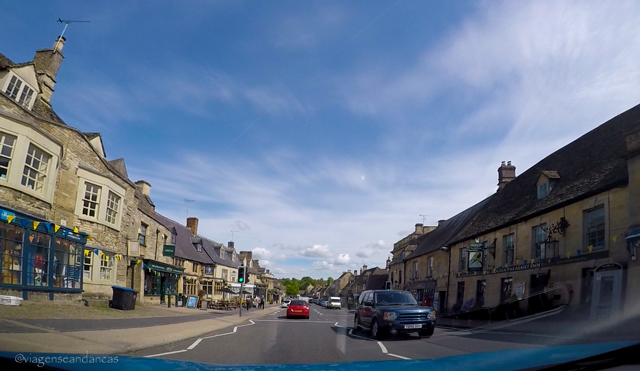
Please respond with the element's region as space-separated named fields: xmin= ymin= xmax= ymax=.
xmin=327 ymin=277 xmax=334 ymax=285
xmin=285 ymin=282 xmax=299 ymax=297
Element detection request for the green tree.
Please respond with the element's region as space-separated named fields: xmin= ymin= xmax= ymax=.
xmin=327 ymin=277 xmax=334 ymax=285
xmin=286 ymin=282 xmax=299 ymax=297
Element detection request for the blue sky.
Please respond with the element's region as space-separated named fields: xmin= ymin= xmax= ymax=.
xmin=3 ymin=1 xmax=640 ymax=279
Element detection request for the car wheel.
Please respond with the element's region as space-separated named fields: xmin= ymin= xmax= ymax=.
xmin=353 ymin=315 xmax=359 ymax=330
xmin=371 ymin=320 xmax=383 ymax=340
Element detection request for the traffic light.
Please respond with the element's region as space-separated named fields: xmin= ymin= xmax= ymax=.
xmin=238 ymin=266 xmax=245 ymax=283
xmin=385 ymin=281 xmax=391 ymax=290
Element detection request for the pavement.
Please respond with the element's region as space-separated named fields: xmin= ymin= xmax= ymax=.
xmin=0 ymin=302 xmax=283 ymax=354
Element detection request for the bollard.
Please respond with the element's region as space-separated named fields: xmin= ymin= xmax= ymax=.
xmin=168 ymin=294 xmax=172 ymax=308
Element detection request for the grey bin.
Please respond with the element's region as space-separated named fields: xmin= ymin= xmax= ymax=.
xmin=110 ymin=286 xmax=138 ymax=310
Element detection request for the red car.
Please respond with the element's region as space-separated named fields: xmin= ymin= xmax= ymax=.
xmin=286 ymin=300 xmax=310 ymax=319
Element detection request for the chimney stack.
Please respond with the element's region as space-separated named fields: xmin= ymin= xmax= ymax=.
xmin=32 ymin=36 xmax=66 ymax=105
xmin=438 ymin=220 xmax=446 ymax=227
xmin=186 ymin=217 xmax=199 ymax=236
xmin=415 ymin=223 xmax=424 ymax=234
xmin=353 ymin=270 xmax=357 ymax=276
xmin=498 ymin=161 xmax=516 ymax=190
xmin=135 ymin=180 xmax=151 ymax=197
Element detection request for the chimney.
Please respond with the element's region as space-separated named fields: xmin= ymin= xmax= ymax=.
xmin=498 ymin=161 xmax=516 ymax=190
xmin=135 ymin=180 xmax=151 ymax=197
xmin=240 ymin=250 xmax=253 ymax=262
xmin=186 ymin=217 xmax=198 ymax=236
xmin=228 ymin=241 xmax=235 ymax=249
xmin=353 ymin=270 xmax=357 ymax=276
xmin=415 ymin=223 xmax=424 ymax=234
xmin=438 ymin=220 xmax=446 ymax=227
xmin=32 ymin=36 xmax=66 ymax=105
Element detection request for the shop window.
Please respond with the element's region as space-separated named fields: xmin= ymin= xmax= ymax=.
xmin=585 ymin=206 xmax=606 ymax=251
xmin=1 ymin=223 xmax=24 ymax=284
xmin=202 ymin=280 xmax=213 ymax=298
xmin=53 ymin=238 xmax=82 ymax=289
xmin=214 ymin=280 xmax=225 ymax=294
xmin=99 ymin=254 xmax=114 ymax=281
xmin=500 ymin=277 xmax=513 ymax=303
xmin=27 ymin=232 xmax=51 ymax=286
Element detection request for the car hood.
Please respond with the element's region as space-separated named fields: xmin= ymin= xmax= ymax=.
xmin=2 ymin=341 xmax=636 ymax=371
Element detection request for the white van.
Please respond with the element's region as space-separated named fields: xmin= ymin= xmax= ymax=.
xmin=326 ymin=296 xmax=342 ymax=309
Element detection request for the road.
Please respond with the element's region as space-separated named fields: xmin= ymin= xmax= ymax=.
xmin=131 ymin=304 xmax=629 ymax=365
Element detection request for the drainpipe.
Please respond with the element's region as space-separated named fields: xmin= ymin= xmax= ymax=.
xmin=154 ymin=229 xmax=160 ymax=260
xmin=444 ymin=246 xmax=452 ymax=313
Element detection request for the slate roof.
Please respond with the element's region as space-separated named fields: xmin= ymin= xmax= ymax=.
xmin=455 ymin=103 xmax=640 ymax=242
xmin=108 ymin=158 xmax=129 ymax=179
xmin=153 ymin=213 xmax=212 ymax=265
xmin=406 ymin=196 xmax=493 ymax=259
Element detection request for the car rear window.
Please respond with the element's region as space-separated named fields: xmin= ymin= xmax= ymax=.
xmin=290 ymin=300 xmax=306 ymax=306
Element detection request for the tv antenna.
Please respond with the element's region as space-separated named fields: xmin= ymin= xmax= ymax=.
xmin=184 ymin=199 xmax=194 ymax=218
xmin=419 ymin=214 xmax=429 ymax=224
xmin=55 ymin=18 xmax=90 ymax=51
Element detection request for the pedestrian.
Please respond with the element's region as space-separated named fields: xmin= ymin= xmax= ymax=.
xmin=261 ymin=296 xmax=265 ymax=309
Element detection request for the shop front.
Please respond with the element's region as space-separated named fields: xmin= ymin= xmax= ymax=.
xmin=0 ymin=207 xmax=88 ymax=301
xmin=143 ymin=259 xmax=184 ymax=304
xmin=406 ymin=280 xmax=437 ymax=307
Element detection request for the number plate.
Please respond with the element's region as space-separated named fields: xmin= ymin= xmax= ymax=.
xmin=293 ymin=310 xmax=301 ymax=312
xmin=404 ymin=324 xmax=422 ymax=329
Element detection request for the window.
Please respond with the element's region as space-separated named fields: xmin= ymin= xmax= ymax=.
xmin=412 ymin=261 xmax=418 ymax=279
xmin=500 ymin=277 xmax=513 ymax=303
xmin=21 ymin=144 xmax=50 ymax=193
xmin=170 ymin=233 xmax=176 ymax=245
xmin=456 ymin=281 xmax=465 ymax=306
xmin=83 ymin=252 xmax=92 ymax=280
xmin=18 ymin=85 xmax=34 ymax=108
xmin=427 ymin=257 xmax=434 ymax=277
xmin=532 ymin=224 xmax=547 ymax=259
xmin=232 ymin=253 xmax=236 ymax=262
xmin=537 ymin=182 xmax=550 ymax=199
xmin=0 ymin=132 xmax=16 ymax=180
xmin=139 ymin=223 xmax=147 ymax=246
xmin=231 ymin=271 xmax=237 ymax=282
xmin=221 ymin=269 xmax=228 ymax=281
xmin=476 ymin=280 xmax=486 ymax=307
xmin=193 ymin=262 xmax=199 ymax=272
xmin=503 ymin=234 xmax=515 ymax=265
xmin=105 ymin=191 xmax=120 ymax=224
xmin=81 ymin=182 xmax=101 ymax=218
xmin=52 ymin=238 xmax=82 ymax=289
xmin=1 ymin=223 xmax=24 ymax=284
xmin=202 ymin=280 xmax=213 ymax=298
xmin=195 ymin=243 xmax=202 ymax=253
xmin=28 ymin=232 xmax=51 ymax=286
xmin=5 ymin=75 xmax=22 ymax=99
xmin=99 ymin=254 xmax=114 ymax=281
xmin=585 ymin=206 xmax=606 ymax=251
xmin=459 ymin=247 xmax=468 ymax=272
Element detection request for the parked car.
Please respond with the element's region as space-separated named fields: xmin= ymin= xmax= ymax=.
xmin=319 ymin=299 xmax=327 ymax=307
xmin=353 ymin=290 xmax=436 ymax=339
xmin=286 ymin=300 xmax=310 ymax=319
xmin=326 ymin=296 xmax=342 ymax=309
xmin=281 ymin=298 xmax=291 ymax=308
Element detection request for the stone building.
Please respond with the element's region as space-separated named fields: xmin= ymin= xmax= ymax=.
xmin=0 ymin=37 xmax=139 ymax=301
xmin=388 ymin=223 xmax=436 ymax=290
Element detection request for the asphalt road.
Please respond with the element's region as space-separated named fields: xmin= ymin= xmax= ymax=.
xmin=127 ymin=304 xmax=575 ymax=365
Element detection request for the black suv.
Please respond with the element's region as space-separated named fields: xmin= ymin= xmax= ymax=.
xmin=353 ymin=290 xmax=436 ymax=339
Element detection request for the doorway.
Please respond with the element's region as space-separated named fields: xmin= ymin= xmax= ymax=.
xmin=589 ymin=263 xmax=623 ymax=320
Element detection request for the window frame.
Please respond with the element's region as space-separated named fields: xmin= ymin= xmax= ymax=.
xmin=98 ymin=253 xmax=114 ymax=282
xmin=584 ymin=206 xmax=606 ymax=251
xmin=3 ymin=74 xmax=37 ymax=110
xmin=21 ymin=143 xmax=51 ymax=194
xmin=532 ymin=224 xmax=547 ymax=259
xmin=412 ymin=261 xmax=418 ymax=279
xmin=105 ymin=191 xmax=121 ymax=225
xmin=139 ymin=223 xmax=147 ymax=246
xmin=427 ymin=256 xmax=433 ymax=277
xmin=0 ymin=131 xmax=17 ymax=180
xmin=81 ymin=182 xmax=102 ymax=219
xmin=503 ymin=233 xmax=515 ymax=266
xmin=74 ymin=168 xmax=126 ymax=230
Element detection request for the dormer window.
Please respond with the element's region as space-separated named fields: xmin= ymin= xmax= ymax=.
xmin=4 ymin=75 xmax=35 ymax=109
xmin=196 ymin=243 xmax=202 ymax=253
xmin=537 ymin=171 xmax=560 ymax=199
xmin=231 ymin=253 xmax=236 ymax=262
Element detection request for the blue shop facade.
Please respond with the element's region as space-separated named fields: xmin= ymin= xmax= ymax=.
xmin=0 ymin=206 xmax=89 ymax=300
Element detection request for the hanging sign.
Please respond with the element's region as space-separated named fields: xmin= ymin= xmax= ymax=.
xmin=162 ymin=244 xmax=176 ymax=257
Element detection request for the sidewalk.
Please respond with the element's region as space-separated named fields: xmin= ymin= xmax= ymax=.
xmin=0 ymin=304 xmax=283 ymax=354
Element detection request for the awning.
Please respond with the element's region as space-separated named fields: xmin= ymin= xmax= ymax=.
xmin=143 ymin=259 xmax=185 ymax=274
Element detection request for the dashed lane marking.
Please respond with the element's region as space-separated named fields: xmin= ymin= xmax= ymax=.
xmin=144 ymin=350 xmax=188 ymax=358
xmin=377 ymin=341 xmax=388 ymax=354
xmin=388 ymin=353 xmax=411 ymax=360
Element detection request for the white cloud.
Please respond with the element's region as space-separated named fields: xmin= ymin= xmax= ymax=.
xmin=299 ymin=245 xmax=332 ymax=258
xmin=272 ymin=267 xmax=286 ymax=275
xmin=355 ymin=249 xmax=373 ymax=259
xmin=260 ymin=260 xmax=272 ymax=267
xmin=334 ymin=254 xmax=351 ymax=265
xmin=313 ymin=261 xmax=334 ymax=270
xmin=252 ymin=247 xmax=272 ymax=260
xmin=234 ymin=220 xmax=250 ymax=231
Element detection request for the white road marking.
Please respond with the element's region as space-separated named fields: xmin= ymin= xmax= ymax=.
xmin=144 ymin=350 xmax=188 ymax=358
xmin=377 ymin=341 xmax=388 ymax=354
xmin=202 ymin=331 xmax=234 ymax=339
xmin=253 ymin=319 xmax=334 ymax=323
xmin=187 ymin=339 xmax=202 ymax=350
xmin=348 ymin=328 xmax=372 ymax=341
xmin=388 ymin=353 xmax=411 ymax=360
xmin=334 ymin=322 xmax=339 ymax=326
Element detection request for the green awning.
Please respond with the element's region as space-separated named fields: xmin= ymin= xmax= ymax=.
xmin=143 ymin=259 xmax=185 ymax=274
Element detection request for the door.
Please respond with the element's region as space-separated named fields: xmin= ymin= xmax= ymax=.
xmin=590 ymin=264 xmax=623 ymax=320
xmin=361 ymin=292 xmax=374 ymax=327
xmin=160 ymin=275 xmax=167 ymax=304
xmin=438 ymin=291 xmax=446 ymax=313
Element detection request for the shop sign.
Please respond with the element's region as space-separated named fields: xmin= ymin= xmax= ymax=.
xmin=494 ymin=262 xmax=541 ymax=274
xmin=468 ymin=250 xmax=484 ymax=271
xmin=0 ymin=209 xmax=15 ymax=221
xmin=205 ymin=266 xmax=214 ymax=275
xmin=62 ymin=229 xmax=87 ymax=244
xmin=162 ymin=244 xmax=175 ymax=257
